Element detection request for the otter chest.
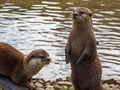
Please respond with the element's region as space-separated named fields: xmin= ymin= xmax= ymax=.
xmin=70 ymin=38 xmax=85 ymax=58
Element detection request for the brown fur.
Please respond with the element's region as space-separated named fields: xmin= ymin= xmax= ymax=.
xmin=0 ymin=42 xmax=51 ymax=90
xmin=65 ymin=7 xmax=102 ymax=90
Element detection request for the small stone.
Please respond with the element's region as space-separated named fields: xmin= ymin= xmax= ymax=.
xmin=114 ymin=85 xmax=120 ymax=90
xmin=56 ymin=78 xmax=63 ymax=82
xmin=102 ymin=79 xmax=115 ymax=84
xmin=46 ymin=84 xmax=53 ymax=88
xmin=48 ymin=80 xmax=55 ymax=83
xmin=103 ymin=83 xmax=110 ymax=89
xmin=35 ymin=82 xmax=43 ymax=88
xmin=116 ymin=80 xmax=120 ymax=85
xmin=58 ymin=81 xmax=72 ymax=86
xmin=46 ymin=87 xmax=54 ymax=90
xmin=31 ymin=78 xmax=120 ymax=90
xmin=54 ymin=82 xmax=62 ymax=90
xmin=32 ymin=79 xmax=38 ymax=83
xmin=36 ymin=88 xmax=44 ymax=90
xmin=46 ymin=85 xmax=54 ymax=90
xmin=54 ymin=86 xmax=62 ymax=90
xmin=108 ymin=88 xmax=113 ymax=90
xmin=43 ymin=78 xmax=49 ymax=83
xmin=38 ymin=78 xmax=45 ymax=84
xmin=109 ymin=84 xmax=114 ymax=88
xmin=66 ymin=77 xmax=71 ymax=82
xmin=63 ymin=86 xmax=68 ymax=89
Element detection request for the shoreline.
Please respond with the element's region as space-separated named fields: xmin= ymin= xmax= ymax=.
xmin=32 ymin=77 xmax=120 ymax=90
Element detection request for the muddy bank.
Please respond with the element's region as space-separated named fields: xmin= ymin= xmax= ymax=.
xmin=33 ymin=77 xmax=120 ymax=90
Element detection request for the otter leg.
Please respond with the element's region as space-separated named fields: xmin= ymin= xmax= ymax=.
xmin=25 ymin=83 xmax=36 ymax=90
xmin=76 ymin=41 xmax=96 ymax=65
xmin=18 ymin=77 xmax=35 ymax=90
xmin=65 ymin=40 xmax=71 ymax=64
xmin=76 ymin=48 xmax=91 ymax=65
xmin=71 ymin=78 xmax=80 ymax=90
xmin=11 ymin=69 xmax=35 ymax=90
xmin=28 ymin=77 xmax=32 ymax=83
xmin=11 ymin=75 xmax=35 ymax=90
xmin=28 ymin=77 xmax=36 ymax=90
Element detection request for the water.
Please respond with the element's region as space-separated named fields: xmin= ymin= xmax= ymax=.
xmin=0 ymin=0 xmax=119 ymax=80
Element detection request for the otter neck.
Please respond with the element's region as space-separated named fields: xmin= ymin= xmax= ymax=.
xmin=71 ymin=20 xmax=94 ymax=43
xmin=23 ymin=56 xmax=44 ymax=78
xmin=72 ymin=20 xmax=92 ymax=33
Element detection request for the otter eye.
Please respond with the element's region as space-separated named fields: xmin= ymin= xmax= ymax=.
xmin=40 ymin=56 xmax=45 ymax=58
xmin=80 ymin=11 xmax=84 ymax=14
xmin=31 ymin=55 xmax=35 ymax=58
xmin=89 ymin=13 xmax=92 ymax=16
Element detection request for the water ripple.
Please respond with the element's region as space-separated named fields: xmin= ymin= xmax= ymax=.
xmin=0 ymin=0 xmax=119 ymax=80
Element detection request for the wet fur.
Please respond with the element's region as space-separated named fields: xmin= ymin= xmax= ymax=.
xmin=65 ymin=7 xmax=102 ymax=90
xmin=0 ymin=42 xmax=50 ymax=90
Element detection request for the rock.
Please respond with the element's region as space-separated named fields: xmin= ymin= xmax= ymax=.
xmin=0 ymin=75 xmax=30 ymax=90
xmin=35 ymin=78 xmax=120 ymax=90
xmin=116 ymin=80 xmax=120 ymax=85
xmin=66 ymin=77 xmax=71 ymax=82
xmin=46 ymin=85 xmax=54 ymax=90
xmin=54 ymin=82 xmax=62 ymax=90
xmin=102 ymin=83 xmax=110 ymax=90
xmin=32 ymin=77 xmax=120 ymax=90
xmin=102 ymin=79 xmax=115 ymax=84
xmin=58 ymin=81 xmax=72 ymax=86
xmin=109 ymin=84 xmax=115 ymax=88
xmin=35 ymin=82 xmax=43 ymax=88
xmin=36 ymin=88 xmax=44 ymax=90
xmin=32 ymin=79 xmax=38 ymax=83
xmin=38 ymin=78 xmax=45 ymax=84
xmin=1 ymin=74 xmax=120 ymax=90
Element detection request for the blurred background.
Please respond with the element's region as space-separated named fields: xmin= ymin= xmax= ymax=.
xmin=0 ymin=0 xmax=119 ymax=80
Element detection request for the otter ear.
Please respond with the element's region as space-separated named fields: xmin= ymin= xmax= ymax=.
xmin=31 ymin=55 xmax=35 ymax=58
xmin=89 ymin=13 xmax=92 ymax=17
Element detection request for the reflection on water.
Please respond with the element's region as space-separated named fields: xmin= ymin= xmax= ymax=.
xmin=0 ymin=0 xmax=120 ymax=80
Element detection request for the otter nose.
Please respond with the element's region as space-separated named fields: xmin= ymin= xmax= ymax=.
xmin=73 ymin=11 xmax=78 ymax=17
xmin=46 ymin=57 xmax=51 ymax=62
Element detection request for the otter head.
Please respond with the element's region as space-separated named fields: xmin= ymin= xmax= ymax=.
xmin=72 ymin=7 xmax=92 ymax=25
xmin=24 ymin=49 xmax=51 ymax=77
xmin=26 ymin=49 xmax=51 ymax=66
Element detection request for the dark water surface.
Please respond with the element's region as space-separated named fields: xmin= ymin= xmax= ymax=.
xmin=0 ymin=0 xmax=120 ymax=80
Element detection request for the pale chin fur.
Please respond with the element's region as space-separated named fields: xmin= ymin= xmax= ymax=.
xmin=29 ymin=58 xmax=43 ymax=66
xmin=73 ymin=14 xmax=89 ymax=23
xmin=25 ymin=58 xmax=46 ymax=78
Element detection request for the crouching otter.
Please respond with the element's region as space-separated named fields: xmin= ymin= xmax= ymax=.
xmin=65 ymin=7 xmax=103 ymax=90
xmin=0 ymin=42 xmax=51 ymax=90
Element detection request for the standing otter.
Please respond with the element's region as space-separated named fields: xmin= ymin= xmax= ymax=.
xmin=0 ymin=42 xmax=51 ymax=90
xmin=65 ymin=7 xmax=102 ymax=90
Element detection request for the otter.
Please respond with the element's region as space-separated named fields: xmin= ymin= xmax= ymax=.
xmin=0 ymin=42 xmax=51 ymax=90
xmin=65 ymin=7 xmax=102 ymax=90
